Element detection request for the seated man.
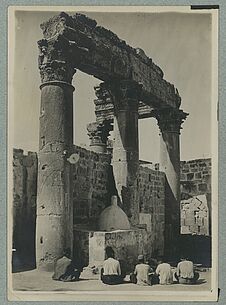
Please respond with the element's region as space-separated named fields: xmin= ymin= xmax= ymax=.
xmin=130 ymin=255 xmax=153 ymax=286
xmin=175 ymin=257 xmax=199 ymax=284
xmin=155 ymin=259 xmax=173 ymax=285
xmin=101 ymin=246 xmax=124 ymax=285
xmin=52 ymin=248 xmax=81 ymax=282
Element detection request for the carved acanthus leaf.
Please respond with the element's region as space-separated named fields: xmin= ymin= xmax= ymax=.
xmin=153 ymin=108 xmax=188 ymax=134
xmin=38 ymin=37 xmax=75 ymax=83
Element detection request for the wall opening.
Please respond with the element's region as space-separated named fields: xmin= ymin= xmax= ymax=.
xmin=139 ymin=118 xmax=160 ymax=164
xmin=73 ymin=71 xmax=100 ymax=148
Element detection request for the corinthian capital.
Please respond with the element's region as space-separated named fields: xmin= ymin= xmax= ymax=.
xmin=87 ymin=121 xmax=113 ymax=146
xmin=38 ymin=38 xmax=76 ymax=84
xmin=153 ymin=108 xmax=188 ymax=134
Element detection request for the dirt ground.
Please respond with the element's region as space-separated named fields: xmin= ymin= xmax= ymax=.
xmin=12 ymin=268 xmax=211 ymax=292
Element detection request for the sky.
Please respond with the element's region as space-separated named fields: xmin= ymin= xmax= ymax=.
xmin=12 ymin=9 xmax=213 ymax=162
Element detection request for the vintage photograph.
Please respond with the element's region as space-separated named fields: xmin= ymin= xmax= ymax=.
xmin=8 ymin=6 xmax=218 ymax=301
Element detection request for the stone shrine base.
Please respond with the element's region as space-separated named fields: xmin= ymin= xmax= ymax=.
xmin=74 ymin=228 xmax=150 ymax=273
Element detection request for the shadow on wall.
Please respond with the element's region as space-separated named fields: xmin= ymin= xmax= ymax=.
xmin=178 ymin=234 xmax=211 ymax=267
xmin=164 ymin=177 xmax=180 ymax=261
xmin=12 ymin=149 xmax=37 ymax=273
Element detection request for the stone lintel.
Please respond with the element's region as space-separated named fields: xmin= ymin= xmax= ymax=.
xmin=93 ymin=83 xmax=158 ymax=123
xmin=39 ymin=12 xmax=182 ymax=108
xmin=95 ymin=102 xmax=154 ymax=123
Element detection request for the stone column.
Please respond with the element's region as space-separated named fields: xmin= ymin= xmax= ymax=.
xmin=107 ymin=80 xmax=142 ymax=226
xmin=87 ymin=121 xmax=113 ymax=153
xmin=154 ymin=108 xmax=188 ymax=258
xmin=36 ymin=39 xmax=76 ymax=270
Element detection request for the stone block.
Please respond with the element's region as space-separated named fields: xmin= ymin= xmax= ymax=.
xmin=180 ymin=173 xmax=186 ymax=180
xmin=195 ymin=172 xmax=202 ymax=179
xmin=182 ymin=168 xmax=189 ymax=173
xmin=139 ymin=213 xmax=152 ymax=232
xmin=187 ymin=173 xmax=194 ymax=180
xmin=202 ymin=170 xmax=209 ymax=175
xmin=198 ymin=183 xmax=207 ymax=192
xmin=181 ymin=226 xmax=190 ymax=234
xmin=75 ymin=229 xmax=149 ymax=273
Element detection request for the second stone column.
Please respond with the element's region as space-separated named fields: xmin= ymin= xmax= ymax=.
xmin=108 ymin=80 xmax=142 ymax=226
xmin=154 ymin=107 xmax=188 ymax=258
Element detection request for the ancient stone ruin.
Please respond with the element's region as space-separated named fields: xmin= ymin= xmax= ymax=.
xmin=13 ymin=149 xmax=212 ymax=271
xmin=35 ymin=12 xmax=189 ymax=271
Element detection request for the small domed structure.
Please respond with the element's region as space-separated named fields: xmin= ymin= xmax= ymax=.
xmin=98 ymin=196 xmax=131 ymax=231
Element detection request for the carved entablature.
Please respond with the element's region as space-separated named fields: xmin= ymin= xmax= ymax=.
xmin=39 ymin=12 xmax=182 ymax=109
xmin=153 ymin=108 xmax=189 ymax=134
xmin=87 ymin=121 xmax=113 ymax=146
xmin=94 ymin=84 xmax=111 ymax=103
xmin=94 ymin=83 xmax=154 ymax=123
xmin=38 ymin=37 xmax=76 ymax=84
xmin=104 ymin=80 xmax=142 ymax=112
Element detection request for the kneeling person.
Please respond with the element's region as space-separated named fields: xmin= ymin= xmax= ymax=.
xmin=155 ymin=260 xmax=173 ymax=285
xmin=175 ymin=257 xmax=199 ymax=284
xmin=101 ymin=246 xmax=124 ymax=285
xmin=130 ymin=255 xmax=153 ymax=286
xmin=52 ymin=248 xmax=81 ymax=282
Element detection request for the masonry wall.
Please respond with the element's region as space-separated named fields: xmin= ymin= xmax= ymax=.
xmin=73 ymin=162 xmax=166 ymax=269
xmin=104 ymin=229 xmax=148 ymax=273
xmin=181 ymin=195 xmax=209 ymax=235
xmin=138 ymin=166 xmax=165 ymax=257
xmin=180 ymin=158 xmax=211 ymax=198
xmin=72 ymin=146 xmax=113 ymax=228
xmin=12 ymin=147 xmax=212 ymax=269
xmin=180 ymin=158 xmax=211 ymax=234
xmin=13 ymin=149 xmax=37 ymax=270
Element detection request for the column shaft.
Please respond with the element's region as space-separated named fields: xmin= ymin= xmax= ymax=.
xmin=154 ymin=108 xmax=188 ymax=259
xmin=36 ymin=82 xmax=74 ymax=270
xmin=160 ymin=131 xmax=180 ymax=201
xmin=110 ymin=81 xmax=142 ymax=226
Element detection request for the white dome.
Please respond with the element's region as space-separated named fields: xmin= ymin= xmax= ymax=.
xmin=98 ymin=196 xmax=131 ymax=231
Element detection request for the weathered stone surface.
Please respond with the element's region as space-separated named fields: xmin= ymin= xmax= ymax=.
xmin=98 ymin=195 xmax=131 ymax=231
xmin=110 ymin=80 xmax=140 ymax=226
xmin=39 ymin=84 xmax=74 ymax=149
xmin=139 ymin=166 xmax=165 ymax=257
xmin=154 ymin=108 xmax=188 ymax=199
xmin=13 ymin=147 xmax=211 ymax=267
xmin=181 ymin=195 xmax=209 ymax=236
xmin=153 ymin=108 xmax=188 ymax=259
xmin=13 ymin=149 xmax=37 ymax=269
xmin=180 ymin=158 xmax=211 ymax=235
xmin=72 ymin=146 xmax=113 ymax=226
xmin=36 ymin=215 xmax=71 ymax=271
xmin=89 ymin=231 xmax=106 ymax=267
xmin=38 ymin=12 xmax=181 ymax=108
xmin=94 ymin=91 xmax=154 ymax=123
xmin=87 ymin=229 xmax=149 ymax=273
xmin=153 ymin=107 xmax=188 ymax=134
xmin=36 ymin=82 xmax=75 ymax=271
xmin=104 ymin=229 xmax=148 ymax=273
xmin=87 ymin=120 xmax=113 ymax=153
xmin=35 ymin=12 xmax=189 ymax=269
xmin=180 ymin=159 xmax=211 ymax=197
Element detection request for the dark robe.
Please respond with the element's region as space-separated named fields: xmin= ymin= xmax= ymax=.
xmin=52 ymin=256 xmax=80 ymax=282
